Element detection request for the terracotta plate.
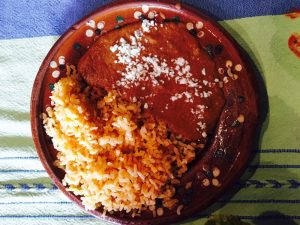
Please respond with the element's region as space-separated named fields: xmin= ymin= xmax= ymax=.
xmin=31 ymin=1 xmax=261 ymax=224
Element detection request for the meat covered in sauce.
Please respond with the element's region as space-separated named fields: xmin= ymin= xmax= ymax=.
xmin=78 ymin=20 xmax=225 ymax=141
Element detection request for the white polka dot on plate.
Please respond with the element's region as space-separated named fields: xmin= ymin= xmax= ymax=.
xmin=175 ymin=3 xmax=181 ymax=10
xmin=50 ymin=61 xmax=57 ymax=68
xmin=198 ymin=31 xmax=205 ymax=38
xmin=85 ymin=29 xmax=94 ymax=37
xmin=142 ymin=5 xmax=149 ymax=13
xmin=235 ymin=64 xmax=242 ymax=71
xmin=186 ymin=22 xmax=194 ymax=30
xmin=52 ymin=70 xmax=60 ymax=78
xmin=97 ymin=21 xmax=105 ymax=29
xmin=148 ymin=11 xmax=155 ymax=19
xmin=58 ymin=58 xmax=65 ymax=65
xmin=134 ymin=11 xmax=142 ymax=19
xmin=86 ymin=20 xmax=96 ymax=28
xmin=196 ymin=21 xmax=204 ymax=29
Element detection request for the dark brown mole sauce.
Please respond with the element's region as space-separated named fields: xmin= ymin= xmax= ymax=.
xmin=78 ymin=21 xmax=225 ymax=141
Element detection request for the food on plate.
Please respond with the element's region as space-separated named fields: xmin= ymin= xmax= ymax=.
xmin=43 ymin=73 xmax=196 ymax=215
xmin=78 ymin=20 xmax=225 ymax=141
xmin=42 ymin=16 xmax=253 ymax=218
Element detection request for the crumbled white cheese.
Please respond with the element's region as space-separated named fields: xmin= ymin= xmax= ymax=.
xmin=197 ymin=121 xmax=206 ymax=130
xmin=174 ymin=57 xmax=185 ymax=67
xmin=179 ymin=78 xmax=187 ymax=84
xmin=130 ymin=36 xmax=137 ymax=45
xmin=141 ymin=19 xmax=156 ymax=33
xmin=108 ymin=19 xmax=217 ymax=135
xmin=184 ymin=92 xmax=192 ymax=99
xmin=188 ymin=80 xmax=198 ymax=88
xmin=110 ymin=44 xmax=118 ymax=53
xmin=182 ymin=65 xmax=191 ymax=74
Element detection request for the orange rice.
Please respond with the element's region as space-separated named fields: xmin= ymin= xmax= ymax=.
xmin=42 ymin=72 xmax=197 ymax=216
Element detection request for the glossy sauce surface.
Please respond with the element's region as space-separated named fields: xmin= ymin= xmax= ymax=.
xmin=78 ymin=21 xmax=225 ymax=141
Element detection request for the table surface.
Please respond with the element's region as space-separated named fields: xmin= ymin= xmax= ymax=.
xmin=1 ymin=0 xmax=300 ymax=225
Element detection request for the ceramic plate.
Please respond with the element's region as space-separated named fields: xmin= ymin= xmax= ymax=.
xmin=31 ymin=1 xmax=260 ymax=224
